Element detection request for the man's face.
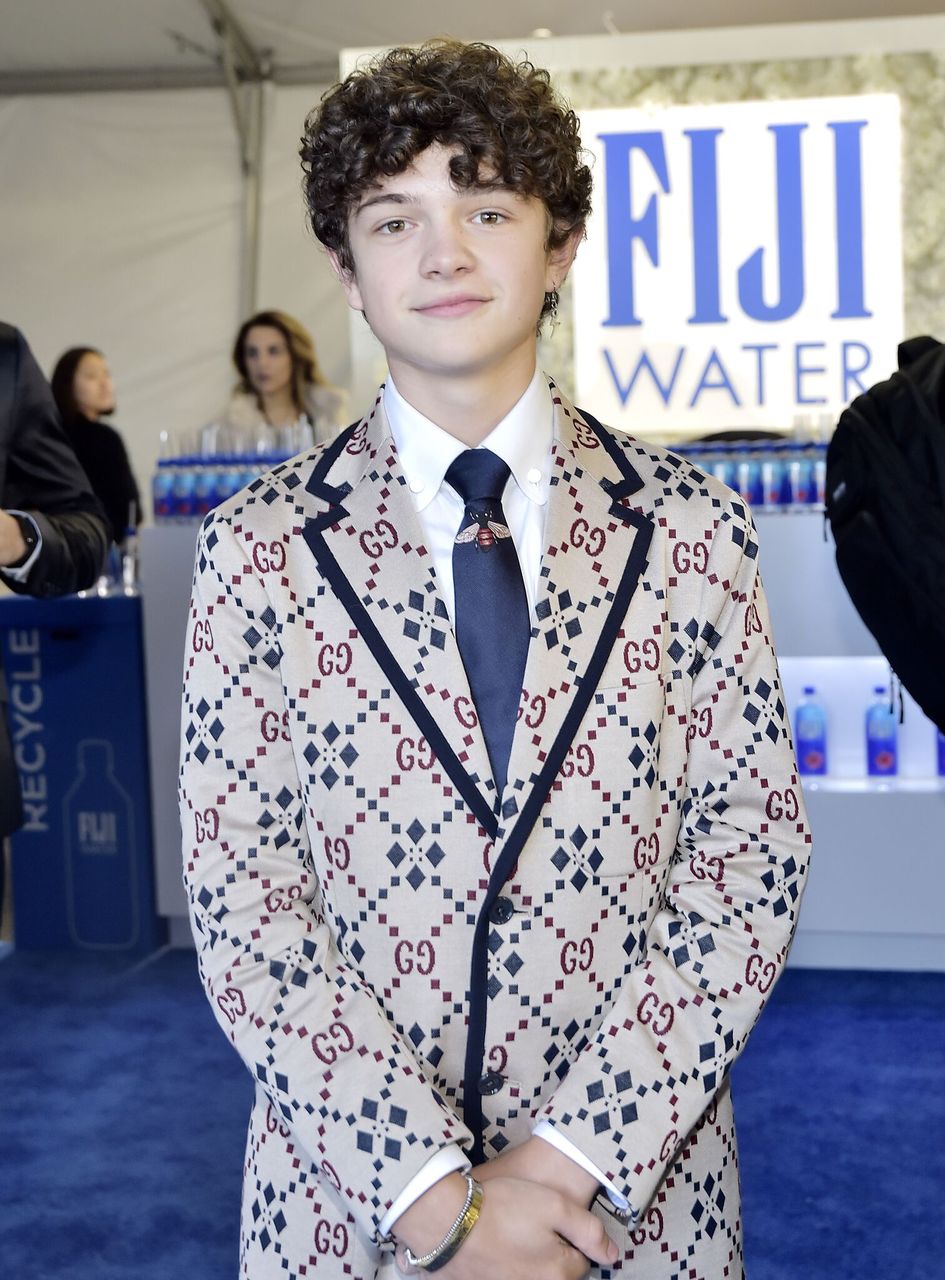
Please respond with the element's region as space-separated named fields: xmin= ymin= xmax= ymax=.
xmin=332 ymin=144 xmax=575 ymax=397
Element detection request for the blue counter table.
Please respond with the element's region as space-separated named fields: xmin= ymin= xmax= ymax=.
xmin=1 ymin=592 xmax=165 ymax=953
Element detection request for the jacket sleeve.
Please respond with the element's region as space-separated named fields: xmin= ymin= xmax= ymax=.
xmin=1 ymin=328 xmax=108 ymax=595
xmin=179 ymin=512 xmax=473 ymax=1241
xmin=539 ymin=497 xmax=811 ymax=1224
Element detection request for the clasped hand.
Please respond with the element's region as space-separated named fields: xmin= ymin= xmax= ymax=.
xmin=394 ymin=1138 xmax=619 ymax=1279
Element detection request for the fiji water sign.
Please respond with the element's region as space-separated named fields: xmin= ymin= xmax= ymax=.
xmin=573 ymin=96 xmax=903 ymax=433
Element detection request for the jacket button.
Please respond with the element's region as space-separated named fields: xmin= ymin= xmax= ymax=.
xmin=489 ymin=897 xmax=514 ymax=924
xmin=477 ymin=1070 xmax=504 ymax=1095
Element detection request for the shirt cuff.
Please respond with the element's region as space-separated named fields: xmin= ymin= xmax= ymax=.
xmin=533 ymin=1119 xmax=630 ymax=1211
xmin=378 ymin=1143 xmax=471 ymax=1238
xmin=0 ymin=511 xmax=42 ymax=582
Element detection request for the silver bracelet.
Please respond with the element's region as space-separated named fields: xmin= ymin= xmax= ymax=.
xmin=402 ymin=1173 xmax=483 ymax=1272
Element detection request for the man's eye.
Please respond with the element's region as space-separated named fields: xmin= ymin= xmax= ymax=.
xmin=380 ymin=219 xmax=407 ymax=234
xmin=476 ymin=210 xmax=504 ymax=225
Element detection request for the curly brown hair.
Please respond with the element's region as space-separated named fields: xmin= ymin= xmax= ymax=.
xmin=300 ymin=40 xmax=592 ymax=319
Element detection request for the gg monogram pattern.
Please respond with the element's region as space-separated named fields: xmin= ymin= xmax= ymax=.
xmin=180 ymin=381 xmax=810 ymax=1278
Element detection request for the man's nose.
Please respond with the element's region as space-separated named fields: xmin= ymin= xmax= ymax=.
xmin=420 ymin=220 xmax=475 ymax=276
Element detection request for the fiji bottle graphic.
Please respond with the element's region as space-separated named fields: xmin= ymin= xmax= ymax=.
xmin=865 ymin=687 xmax=898 ymax=778
xmin=64 ymin=740 xmax=139 ymax=948
xmin=795 ymin=686 xmax=828 ymax=776
xmin=937 ymin=730 xmax=945 ymax=778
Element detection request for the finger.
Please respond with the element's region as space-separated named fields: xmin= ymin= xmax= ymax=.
xmin=557 ymin=1235 xmax=593 ymax=1280
xmin=556 ymin=1201 xmax=620 ymax=1267
xmin=393 ymin=1243 xmax=419 ymax=1276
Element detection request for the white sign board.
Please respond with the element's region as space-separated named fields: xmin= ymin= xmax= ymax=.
xmin=573 ymin=95 xmax=903 ymax=434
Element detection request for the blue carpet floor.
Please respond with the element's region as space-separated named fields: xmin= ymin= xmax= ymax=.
xmin=0 ymin=949 xmax=941 ymax=1279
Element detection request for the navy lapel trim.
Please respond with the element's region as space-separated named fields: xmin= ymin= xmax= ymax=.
xmin=302 ymin=425 xmax=500 ymax=840
xmin=579 ymin=407 xmax=647 ymax=501
xmin=500 ymin=407 xmax=652 ymax=859
xmin=461 ymin=408 xmax=654 ymax=1157
xmin=304 ymin=420 xmax=361 ymax=519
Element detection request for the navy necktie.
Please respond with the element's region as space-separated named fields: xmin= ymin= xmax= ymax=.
xmin=445 ymin=449 xmax=530 ymax=798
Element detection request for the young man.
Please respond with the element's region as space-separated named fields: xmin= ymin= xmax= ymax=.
xmin=180 ymin=41 xmax=810 ymax=1280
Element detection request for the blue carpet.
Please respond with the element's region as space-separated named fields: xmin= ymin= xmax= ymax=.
xmin=0 ymin=951 xmax=941 ymax=1279
xmin=0 ymin=947 xmax=249 ymax=1280
xmin=736 ymin=968 xmax=945 ymax=1279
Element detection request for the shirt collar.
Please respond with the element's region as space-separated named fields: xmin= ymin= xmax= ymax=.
xmin=384 ymin=368 xmax=553 ymax=511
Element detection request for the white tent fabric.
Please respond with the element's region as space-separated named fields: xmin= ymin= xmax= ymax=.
xmin=2 ymin=83 xmax=346 ymax=516
xmin=258 ymin=85 xmax=351 ymax=398
xmin=5 ymin=12 xmax=945 ymax=514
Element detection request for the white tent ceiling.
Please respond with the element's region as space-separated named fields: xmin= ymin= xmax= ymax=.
xmin=4 ymin=2 xmax=942 ymax=519
xmin=2 ymin=1 xmax=944 ymax=92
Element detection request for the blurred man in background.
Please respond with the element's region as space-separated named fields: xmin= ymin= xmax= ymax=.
xmin=0 ymin=321 xmax=108 ymax=915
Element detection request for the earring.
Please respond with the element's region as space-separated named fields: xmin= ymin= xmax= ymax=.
xmin=545 ymin=287 xmax=560 ymax=330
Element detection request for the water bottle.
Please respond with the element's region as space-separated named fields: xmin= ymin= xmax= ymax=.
xmin=121 ymin=502 xmax=138 ymax=595
xmin=760 ymin=442 xmax=785 ymax=510
xmin=736 ymin=445 xmax=763 ymax=508
xmin=711 ymin=442 xmax=736 ymax=490
xmin=785 ymin=443 xmax=813 ymax=507
xmin=152 ymin=457 xmax=175 ymax=524
xmin=192 ymin=458 xmax=217 ymax=518
xmin=695 ymin=440 xmax=716 ymax=477
xmin=936 ymin=729 xmax=945 ymax=777
xmin=795 ymin=686 xmax=828 ymax=775
xmin=866 ymin=685 xmax=898 ymax=777
xmin=296 ymin=414 xmax=316 ymax=452
xmin=172 ymin=453 xmax=197 ymax=522
xmin=804 ymin=445 xmax=819 ymax=504
xmin=199 ymin=420 xmax=223 ymax=457
xmin=211 ymin=457 xmax=234 ymax=510
xmin=63 ymin=740 xmax=139 ymax=948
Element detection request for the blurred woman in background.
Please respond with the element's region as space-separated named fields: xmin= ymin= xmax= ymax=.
xmin=51 ymin=347 xmax=142 ymax=547
xmin=221 ymin=309 xmax=347 ymax=450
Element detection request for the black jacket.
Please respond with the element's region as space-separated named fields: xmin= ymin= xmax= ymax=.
xmin=63 ymin=413 xmax=142 ymax=546
xmin=0 ymin=322 xmax=109 ymax=835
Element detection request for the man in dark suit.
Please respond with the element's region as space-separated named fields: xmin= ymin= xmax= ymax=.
xmin=1 ymin=321 xmax=108 ymax=842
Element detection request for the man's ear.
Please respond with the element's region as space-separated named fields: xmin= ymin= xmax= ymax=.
xmin=327 ymin=249 xmax=364 ymax=313
xmin=545 ymin=226 xmax=584 ymax=292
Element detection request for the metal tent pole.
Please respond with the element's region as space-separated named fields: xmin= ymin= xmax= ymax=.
xmin=198 ymin=0 xmax=267 ymax=319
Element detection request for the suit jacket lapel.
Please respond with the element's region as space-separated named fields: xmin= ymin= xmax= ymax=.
xmin=302 ymin=396 xmax=499 ymax=836
xmin=502 ymin=388 xmax=655 ymax=842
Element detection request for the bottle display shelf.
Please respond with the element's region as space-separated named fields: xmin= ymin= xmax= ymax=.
xmin=799 ymin=776 xmax=945 ymax=795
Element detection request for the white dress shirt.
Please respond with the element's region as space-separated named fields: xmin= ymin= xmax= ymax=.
xmin=0 ymin=511 xmax=42 ymax=582
xmin=377 ymin=369 xmax=628 ymax=1237
xmin=383 ymin=370 xmax=550 ymax=622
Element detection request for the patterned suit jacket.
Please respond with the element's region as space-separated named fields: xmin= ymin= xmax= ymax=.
xmin=180 ymin=381 xmax=811 ymax=1279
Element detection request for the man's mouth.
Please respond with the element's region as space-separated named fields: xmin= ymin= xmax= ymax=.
xmin=415 ymin=295 xmax=489 ymax=318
